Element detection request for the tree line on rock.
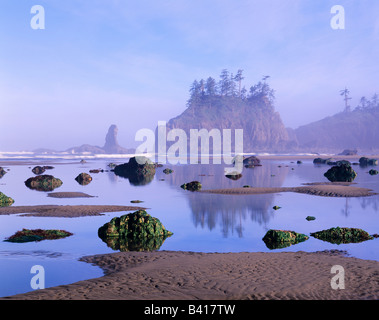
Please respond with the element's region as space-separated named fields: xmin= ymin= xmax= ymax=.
xmin=187 ymin=69 xmax=275 ymax=108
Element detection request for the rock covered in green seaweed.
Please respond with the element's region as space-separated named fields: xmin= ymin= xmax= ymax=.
xmin=163 ymin=168 xmax=173 ymax=174
xmin=75 ymin=172 xmax=92 ymax=185
xmin=24 ymin=175 xmax=63 ymax=191
xmin=324 ymin=164 xmax=357 ymax=182
xmin=0 ymin=192 xmax=14 ymax=207
xmin=98 ymin=210 xmax=173 ymax=252
xmin=4 ymin=228 xmax=73 ymax=243
xmin=262 ymin=229 xmax=309 ymax=249
xmin=180 ymin=181 xmax=202 ymax=191
xmin=310 ymin=227 xmax=374 ymax=244
xmin=113 ymin=156 xmax=156 ymax=186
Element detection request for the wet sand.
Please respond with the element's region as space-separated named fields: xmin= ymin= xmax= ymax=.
xmin=2 ymin=250 xmax=378 ymax=300
xmin=201 ymin=183 xmax=377 ymax=198
xmin=0 ymin=205 xmax=146 ymax=218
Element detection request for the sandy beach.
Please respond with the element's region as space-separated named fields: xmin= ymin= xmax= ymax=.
xmin=0 ymin=205 xmax=146 ymax=218
xmin=2 ymin=250 xmax=378 ymax=300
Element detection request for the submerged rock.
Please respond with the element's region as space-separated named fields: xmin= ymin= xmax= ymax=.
xmin=369 ymin=169 xmax=379 ymax=175
xmin=180 ymin=181 xmax=202 ymax=191
xmin=75 ymin=173 xmax=93 ymax=185
xmin=25 ymin=175 xmax=63 ymax=192
xmin=114 ymin=156 xmax=156 ymax=186
xmin=0 ymin=192 xmax=14 ymax=207
xmin=98 ymin=210 xmax=173 ymax=252
xmin=4 ymin=228 xmax=73 ymax=243
xmin=324 ymin=164 xmax=357 ymax=182
xmin=310 ymin=227 xmax=374 ymax=244
xmin=262 ymin=229 xmax=309 ymax=249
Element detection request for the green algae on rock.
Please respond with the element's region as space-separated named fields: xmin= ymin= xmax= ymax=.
xmin=4 ymin=228 xmax=73 ymax=243
xmin=0 ymin=192 xmax=14 ymax=207
xmin=163 ymin=168 xmax=173 ymax=174
xmin=180 ymin=181 xmax=202 ymax=191
xmin=306 ymin=216 xmax=316 ymax=221
xmin=262 ymin=229 xmax=309 ymax=249
xmin=324 ymin=164 xmax=357 ymax=182
xmin=75 ymin=172 xmax=93 ymax=185
xmin=24 ymin=175 xmax=63 ymax=192
xmin=98 ymin=210 xmax=173 ymax=252
xmin=310 ymin=227 xmax=374 ymax=244
xmin=0 ymin=167 xmax=7 ymax=178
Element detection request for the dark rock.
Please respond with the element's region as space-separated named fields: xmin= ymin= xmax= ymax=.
xmin=273 ymin=206 xmax=281 ymax=210
xmin=32 ymin=166 xmax=46 ymax=175
xmin=0 ymin=192 xmax=14 ymax=207
xmin=225 ymin=172 xmax=242 ymax=180
xmin=98 ymin=210 xmax=173 ymax=252
xmin=310 ymin=227 xmax=373 ymax=244
xmin=297 ymin=160 xmax=302 ymax=164
xmin=0 ymin=167 xmax=7 ymax=178
xmin=4 ymin=228 xmax=73 ymax=243
xmin=25 ymin=175 xmax=63 ymax=192
xmin=75 ymin=173 xmax=93 ymax=185
xmin=324 ymin=164 xmax=357 ymax=182
xmin=243 ymin=156 xmax=261 ymax=168
xmin=369 ymin=169 xmax=379 ymax=175
xmin=163 ymin=168 xmax=173 ymax=174
xmin=262 ymin=229 xmax=309 ymax=249
xmin=313 ymin=158 xmax=332 ymax=164
xmin=306 ymin=216 xmax=316 ymax=221
xmin=359 ymin=157 xmax=378 ymax=166
xmin=180 ymin=181 xmax=202 ymax=191
xmin=114 ymin=157 xmax=156 ymax=186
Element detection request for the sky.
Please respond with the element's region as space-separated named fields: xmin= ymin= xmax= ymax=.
xmin=1 ymin=0 xmax=378 ymax=151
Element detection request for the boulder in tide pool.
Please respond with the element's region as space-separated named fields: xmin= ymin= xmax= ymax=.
xmin=25 ymin=175 xmax=63 ymax=192
xmin=4 ymin=228 xmax=73 ymax=243
xmin=369 ymin=169 xmax=378 ymax=176
xmin=113 ymin=156 xmax=156 ymax=186
xmin=310 ymin=227 xmax=374 ymax=244
xmin=98 ymin=210 xmax=173 ymax=252
xmin=324 ymin=164 xmax=357 ymax=182
xmin=180 ymin=181 xmax=202 ymax=191
xmin=262 ymin=229 xmax=309 ymax=249
xmin=0 ymin=192 xmax=14 ymax=207
xmin=359 ymin=157 xmax=378 ymax=166
xmin=0 ymin=167 xmax=7 ymax=178
xmin=75 ymin=173 xmax=93 ymax=185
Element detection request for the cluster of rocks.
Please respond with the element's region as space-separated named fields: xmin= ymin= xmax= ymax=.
xmin=263 ymin=227 xmax=375 ymax=249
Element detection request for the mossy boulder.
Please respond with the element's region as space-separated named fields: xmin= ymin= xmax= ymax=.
xmin=114 ymin=156 xmax=156 ymax=186
xmin=98 ymin=210 xmax=173 ymax=252
xmin=4 ymin=228 xmax=73 ymax=243
xmin=32 ymin=166 xmax=46 ymax=175
xmin=180 ymin=181 xmax=202 ymax=191
xmin=310 ymin=227 xmax=374 ymax=244
xmin=25 ymin=175 xmax=63 ymax=191
xmin=359 ymin=157 xmax=378 ymax=166
xmin=262 ymin=229 xmax=309 ymax=249
xmin=324 ymin=164 xmax=357 ymax=182
xmin=75 ymin=172 xmax=92 ymax=185
xmin=0 ymin=192 xmax=14 ymax=207
xmin=0 ymin=167 xmax=7 ymax=178
xmin=369 ymin=169 xmax=379 ymax=175
xmin=306 ymin=216 xmax=316 ymax=221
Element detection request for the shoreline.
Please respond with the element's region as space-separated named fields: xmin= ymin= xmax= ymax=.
xmin=2 ymin=250 xmax=378 ymax=300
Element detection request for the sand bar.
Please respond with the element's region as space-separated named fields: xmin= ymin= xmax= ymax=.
xmin=47 ymin=192 xmax=96 ymax=198
xmin=201 ymin=183 xmax=377 ymax=198
xmin=2 ymin=250 xmax=378 ymax=300
xmin=0 ymin=205 xmax=146 ymax=218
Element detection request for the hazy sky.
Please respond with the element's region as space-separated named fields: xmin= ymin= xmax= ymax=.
xmin=1 ymin=0 xmax=378 ymax=151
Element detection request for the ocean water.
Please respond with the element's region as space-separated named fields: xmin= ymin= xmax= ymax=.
xmin=0 ymin=155 xmax=378 ymax=297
